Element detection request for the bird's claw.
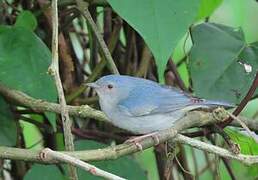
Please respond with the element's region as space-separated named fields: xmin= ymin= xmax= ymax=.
xmin=125 ymin=137 xmax=142 ymax=150
xmin=125 ymin=132 xmax=160 ymax=151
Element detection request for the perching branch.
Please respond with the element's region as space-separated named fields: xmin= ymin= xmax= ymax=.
xmin=0 ymin=105 xmax=223 ymax=163
xmin=1 ymin=84 xmax=258 ymax=167
xmin=48 ymin=1 xmax=77 ymax=179
xmin=1 ymin=128 xmax=258 ymax=166
xmin=0 ymin=83 xmax=108 ymax=122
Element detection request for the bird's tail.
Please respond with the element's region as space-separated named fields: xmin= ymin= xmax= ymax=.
xmin=201 ymin=99 xmax=235 ymax=109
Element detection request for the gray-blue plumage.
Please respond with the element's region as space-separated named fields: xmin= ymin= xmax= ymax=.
xmin=87 ymin=75 xmax=234 ymax=134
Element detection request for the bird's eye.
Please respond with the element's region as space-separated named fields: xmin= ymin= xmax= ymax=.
xmin=107 ymin=84 xmax=113 ymax=89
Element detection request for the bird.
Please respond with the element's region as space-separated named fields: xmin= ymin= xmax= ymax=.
xmin=86 ymin=75 xmax=234 ymax=136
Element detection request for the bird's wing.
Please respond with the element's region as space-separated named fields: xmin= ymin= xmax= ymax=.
xmin=118 ymin=85 xmax=197 ymax=117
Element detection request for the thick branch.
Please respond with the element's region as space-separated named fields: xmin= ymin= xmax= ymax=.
xmin=1 ymin=129 xmax=258 ymax=166
xmin=0 ymin=83 xmax=108 ymax=122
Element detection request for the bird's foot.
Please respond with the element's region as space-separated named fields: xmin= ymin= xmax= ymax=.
xmin=125 ymin=132 xmax=160 ymax=151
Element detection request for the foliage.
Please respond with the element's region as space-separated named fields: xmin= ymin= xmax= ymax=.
xmin=0 ymin=15 xmax=57 ymax=129
xmin=189 ymin=23 xmax=258 ymax=103
xmin=108 ymin=0 xmax=200 ymax=82
xmin=0 ymin=96 xmax=16 ymax=146
xmin=0 ymin=0 xmax=258 ymax=179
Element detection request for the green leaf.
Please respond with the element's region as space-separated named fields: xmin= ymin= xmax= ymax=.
xmin=107 ymin=0 xmax=200 ymax=82
xmin=189 ymin=23 xmax=258 ymax=104
xmin=0 ymin=96 xmax=17 ymax=146
xmin=225 ymin=128 xmax=258 ymax=155
xmin=210 ymin=0 xmax=258 ymax=43
xmin=15 ymin=10 xmax=37 ymax=31
xmin=134 ymin=148 xmax=159 ymax=180
xmin=0 ymin=25 xmax=57 ymax=129
xmin=197 ymin=0 xmax=223 ymax=20
xmin=21 ymin=120 xmax=43 ymax=149
xmin=75 ymin=140 xmax=147 ymax=180
xmin=219 ymin=159 xmax=257 ymax=180
xmin=225 ymin=128 xmax=258 ymax=177
xmin=24 ymin=164 xmax=66 ymax=180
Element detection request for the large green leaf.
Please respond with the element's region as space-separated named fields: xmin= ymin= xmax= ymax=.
xmin=189 ymin=23 xmax=258 ymax=104
xmin=108 ymin=0 xmax=200 ymax=81
xmin=24 ymin=165 xmax=66 ymax=180
xmin=0 ymin=25 xmax=57 ymax=129
xmin=210 ymin=0 xmax=258 ymax=43
xmin=134 ymin=148 xmax=159 ymax=180
xmin=0 ymin=96 xmax=17 ymax=146
xmin=197 ymin=0 xmax=223 ymax=20
xmin=15 ymin=10 xmax=37 ymax=31
xmin=75 ymin=140 xmax=147 ymax=180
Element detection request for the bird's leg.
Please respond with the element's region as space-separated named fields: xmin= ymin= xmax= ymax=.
xmin=125 ymin=132 xmax=160 ymax=151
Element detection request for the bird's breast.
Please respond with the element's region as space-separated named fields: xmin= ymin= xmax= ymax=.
xmin=103 ymin=108 xmax=185 ymax=134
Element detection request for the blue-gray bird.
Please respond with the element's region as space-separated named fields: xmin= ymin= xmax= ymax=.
xmin=87 ymin=75 xmax=233 ymax=134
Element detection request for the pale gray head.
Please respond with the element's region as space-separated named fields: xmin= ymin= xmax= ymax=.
xmin=86 ymin=75 xmax=138 ymax=104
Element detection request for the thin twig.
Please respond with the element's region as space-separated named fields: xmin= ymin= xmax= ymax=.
xmin=221 ymin=158 xmax=236 ymax=180
xmin=49 ymin=1 xmax=77 ymax=179
xmin=163 ymin=142 xmax=176 ymax=180
xmin=168 ymin=58 xmax=187 ymax=91
xmin=208 ymin=125 xmax=240 ymax=154
xmin=66 ymin=18 xmax=122 ymax=102
xmin=225 ymin=111 xmax=258 ymax=143
xmin=221 ymin=72 xmax=258 ymax=127
xmin=40 ymin=148 xmax=126 ymax=180
xmin=174 ymin=154 xmax=194 ymax=178
xmin=207 ymin=135 xmax=236 ymax=180
xmin=175 ymin=134 xmax=258 ymax=166
xmin=190 ymin=72 xmax=258 ymax=137
xmin=75 ymin=0 xmax=119 ymax=74
xmin=175 ymin=145 xmax=194 ymax=179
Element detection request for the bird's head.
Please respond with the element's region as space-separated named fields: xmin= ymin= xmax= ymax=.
xmin=86 ymin=75 xmax=135 ymax=104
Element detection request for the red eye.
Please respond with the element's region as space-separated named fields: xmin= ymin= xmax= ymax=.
xmin=107 ymin=84 xmax=113 ymax=89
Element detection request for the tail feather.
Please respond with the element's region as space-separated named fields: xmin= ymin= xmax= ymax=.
xmin=202 ymin=100 xmax=235 ymax=109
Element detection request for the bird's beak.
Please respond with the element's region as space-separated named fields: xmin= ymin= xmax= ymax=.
xmin=86 ymin=82 xmax=100 ymax=89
